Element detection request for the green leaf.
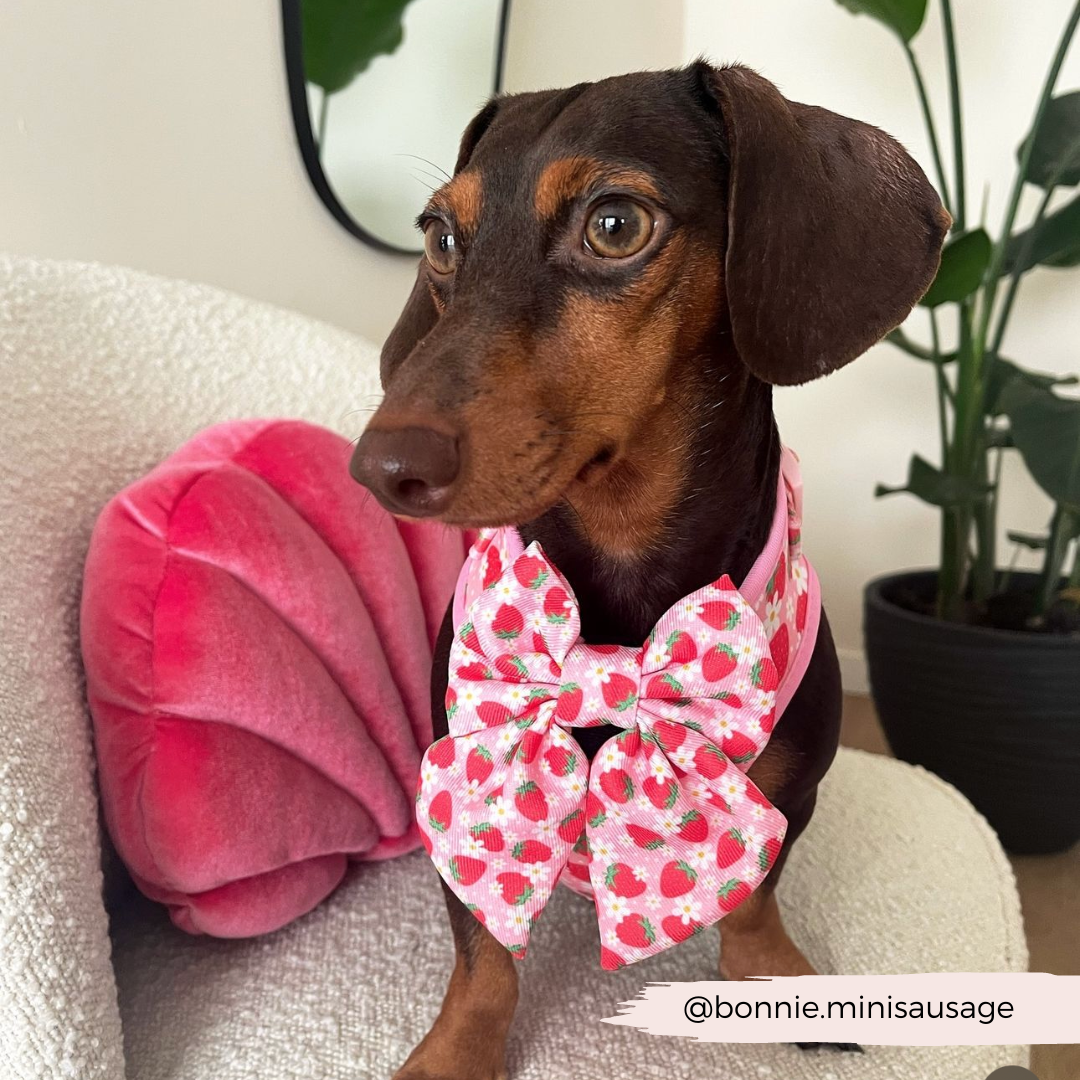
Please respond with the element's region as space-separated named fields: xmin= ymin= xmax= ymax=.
xmin=1003 ymin=192 xmax=1080 ymax=274
xmin=997 ymin=379 xmax=1080 ymax=508
xmin=986 ymin=357 xmax=1079 ymax=415
xmin=834 ymin=0 xmax=928 ymax=42
xmin=1008 ymin=530 xmax=1049 ymax=550
xmin=1018 ymin=91 xmax=1080 ymax=189
xmin=920 ymin=228 xmax=992 ymax=307
xmin=876 ymin=454 xmax=992 ymax=507
xmin=302 ymin=0 xmax=417 ymax=95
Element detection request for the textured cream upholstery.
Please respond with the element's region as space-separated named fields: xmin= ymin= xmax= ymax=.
xmin=0 ymin=255 xmax=1029 ymax=1079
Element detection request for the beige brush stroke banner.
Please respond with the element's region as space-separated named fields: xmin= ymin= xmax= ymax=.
xmin=601 ymin=973 xmax=1080 ymax=1045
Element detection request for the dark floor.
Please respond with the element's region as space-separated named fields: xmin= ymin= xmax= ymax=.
xmin=841 ymin=695 xmax=1079 ymax=1080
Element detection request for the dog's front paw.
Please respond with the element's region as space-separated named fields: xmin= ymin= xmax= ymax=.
xmin=392 ymin=1024 xmax=509 ymax=1080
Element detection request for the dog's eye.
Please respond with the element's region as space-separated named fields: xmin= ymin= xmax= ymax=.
xmin=584 ymin=199 xmax=653 ymax=259
xmin=423 ymin=220 xmax=459 ymax=275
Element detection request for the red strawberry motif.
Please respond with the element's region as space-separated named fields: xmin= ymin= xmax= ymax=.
xmin=601 ymin=673 xmax=638 ymax=713
xmin=513 ymin=554 xmax=549 ymax=590
xmin=752 ymin=656 xmax=779 ymax=692
xmin=642 ymin=775 xmax=678 ymax=811
xmin=466 ymin=745 xmax=494 ymax=785
xmin=457 ymin=662 xmax=492 ymax=681
xmin=567 ymin=860 xmax=591 ymax=882
xmin=428 ymin=736 xmax=455 ymax=769
xmin=796 ymin=591 xmax=808 ymax=631
xmin=700 ymin=600 xmax=740 ymax=631
xmin=494 ymin=655 xmax=528 ymax=683
xmin=512 ymin=839 xmax=552 ymax=863
xmin=555 ymin=683 xmax=583 ymax=722
xmin=745 ymin=782 xmax=771 ymax=807
xmin=666 ymin=629 xmax=697 ymax=663
xmin=477 ymin=701 xmax=512 ymax=728
xmin=586 ymin=791 xmax=607 ymax=828
xmin=544 ymin=743 xmax=577 ymax=777
xmin=693 ymin=742 xmax=726 ymax=779
xmin=615 ymin=913 xmax=656 ymax=949
xmin=771 ymin=553 xmax=787 ymax=600
xmin=557 ymin=808 xmax=585 ymax=844
xmin=427 ymin=790 xmax=452 ymax=833
xmin=701 ymin=643 xmax=737 ymax=683
xmin=645 ymin=672 xmax=684 ymax=700
xmin=717 ymin=879 xmax=752 ymax=913
xmin=604 ymin=863 xmax=647 ymax=898
xmin=470 ymin=822 xmax=504 ymax=852
xmin=662 ymin=916 xmax=703 ymax=943
xmin=769 ymin=624 xmax=790 ymax=680
xmin=760 ymin=836 xmax=783 ymax=873
xmin=482 ymin=546 xmax=502 ymax=589
xmin=676 ymin=809 xmax=708 ymax=843
xmin=497 ymin=871 xmax=534 ymax=906
xmin=449 ymin=855 xmax=486 ymax=886
xmin=421 ymin=829 xmax=433 ymax=855
xmin=514 ymin=780 xmax=549 ymax=821
xmin=599 ymin=767 xmax=634 ymax=804
xmin=492 ymin=604 xmax=524 ymax=641
xmin=653 ymin=719 xmax=688 ymax=752
xmin=716 ymin=827 xmax=746 ymax=868
xmin=515 ymin=728 xmax=544 ymax=764
xmin=710 ymin=693 xmax=743 ymax=712
xmin=466 ymin=902 xmax=486 ymax=926
xmin=459 ymin=621 xmax=482 ymax=654
xmin=760 ymin=707 xmax=776 ymax=734
xmin=543 ymin=584 xmax=571 ymax=623
xmin=600 ymin=946 xmax=627 ymax=970
xmin=659 ymin=860 xmax=698 ymax=897
xmin=722 ymin=731 xmax=758 ymax=765
xmin=445 ymin=687 xmax=458 ymax=721
xmin=626 ymin=823 xmax=665 ymax=850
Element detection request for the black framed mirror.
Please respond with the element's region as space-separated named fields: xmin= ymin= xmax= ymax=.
xmin=283 ymin=0 xmax=511 ymax=255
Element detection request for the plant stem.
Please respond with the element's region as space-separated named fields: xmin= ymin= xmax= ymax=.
xmin=976 ymin=1 xmax=1080 ymax=355
xmin=902 ymin=41 xmax=953 ymax=215
xmin=317 ymin=91 xmax=330 ymax=157
xmin=989 ymin=184 xmax=1057 ymax=360
xmin=929 ymin=309 xmax=950 ymax=467
xmin=1037 ymin=505 xmax=1076 ymax=615
xmin=940 ymin=0 xmax=966 ymax=230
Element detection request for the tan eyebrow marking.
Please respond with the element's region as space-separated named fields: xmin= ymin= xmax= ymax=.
xmin=429 ymin=170 xmax=483 ymax=235
xmin=533 ymin=156 xmax=662 ymax=220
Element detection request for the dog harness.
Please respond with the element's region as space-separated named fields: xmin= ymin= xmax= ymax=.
xmin=416 ymin=447 xmax=821 ymax=968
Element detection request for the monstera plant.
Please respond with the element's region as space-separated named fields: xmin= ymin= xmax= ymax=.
xmin=838 ymin=0 xmax=1080 ymax=856
xmin=301 ymin=0 xmax=416 ymax=147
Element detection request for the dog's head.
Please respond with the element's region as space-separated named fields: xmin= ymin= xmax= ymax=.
xmin=351 ymin=63 xmax=948 ymax=534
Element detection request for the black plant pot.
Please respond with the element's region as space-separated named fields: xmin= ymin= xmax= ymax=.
xmin=864 ymin=570 xmax=1080 ymax=855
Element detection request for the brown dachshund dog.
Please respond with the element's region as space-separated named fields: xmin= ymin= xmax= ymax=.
xmin=351 ymin=62 xmax=947 ymax=1080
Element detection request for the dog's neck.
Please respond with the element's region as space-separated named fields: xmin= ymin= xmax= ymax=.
xmin=519 ymin=363 xmax=780 ymax=647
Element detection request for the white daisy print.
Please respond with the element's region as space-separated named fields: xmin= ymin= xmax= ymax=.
xmin=673 ymin=898 xmax=702 ymax=925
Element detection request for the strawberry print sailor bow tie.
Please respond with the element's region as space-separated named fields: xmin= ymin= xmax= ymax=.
xmin=416 ymin=542 xmax=793 ymax=970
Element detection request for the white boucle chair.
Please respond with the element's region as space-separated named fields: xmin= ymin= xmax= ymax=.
xmin=0 ymin=255 xmax=1029 ymax=1079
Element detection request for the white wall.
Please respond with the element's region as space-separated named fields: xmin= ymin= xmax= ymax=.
xmin=2 ymin=0 xmax=1076 ymax=687
xmin=685 ymin=0 xmax=1080 ymax=687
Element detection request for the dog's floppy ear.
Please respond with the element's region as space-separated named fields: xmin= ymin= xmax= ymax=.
xmin=705 ymin=63 xmax=949 ymax=385
xmin=382 ymin=100 xmax=501 ymax=384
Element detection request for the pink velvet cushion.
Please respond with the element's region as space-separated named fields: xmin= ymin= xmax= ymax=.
xmin=81 ymin=420 xmax=469 ymax=937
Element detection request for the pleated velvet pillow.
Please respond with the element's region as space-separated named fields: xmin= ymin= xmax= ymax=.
xmin=81 ymin=419 xmax=469 ymax=936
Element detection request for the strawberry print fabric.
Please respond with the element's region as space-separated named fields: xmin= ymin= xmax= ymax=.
xmin=416 ymin=448 xmax=820 ymax=968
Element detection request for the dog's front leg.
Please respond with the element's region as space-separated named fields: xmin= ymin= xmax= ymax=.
xmin=393 ymin=880 xmax=519 ymax=1080
xmin=395 ymin=605 xmax=519 ymax=1079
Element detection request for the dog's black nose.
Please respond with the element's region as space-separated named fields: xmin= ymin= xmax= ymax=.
xmin=350 ymin=425 xmax=460 ymax=517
